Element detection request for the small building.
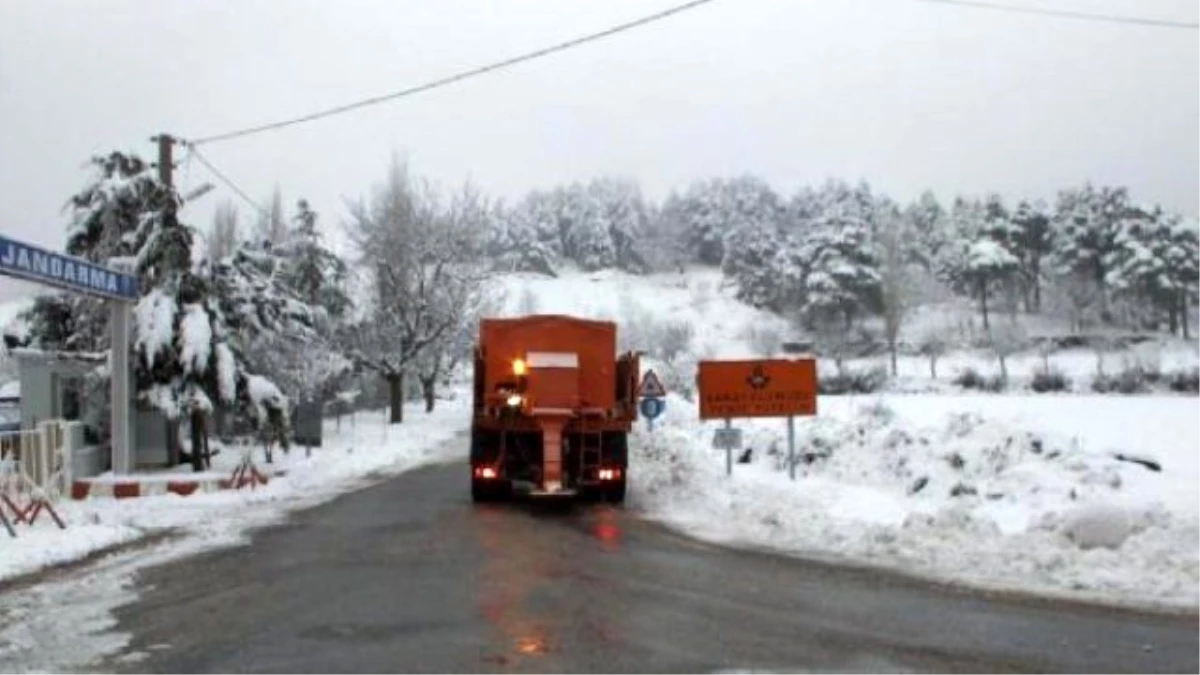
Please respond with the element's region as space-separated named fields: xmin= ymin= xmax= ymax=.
xmin=10 ymin=347 xmax=173 ymax=477
xmin=0 ymin=379 xmax=18 ymax=433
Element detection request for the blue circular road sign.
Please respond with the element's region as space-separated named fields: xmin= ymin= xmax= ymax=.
xmin=639 ymin=397 xmax=665 ymax=420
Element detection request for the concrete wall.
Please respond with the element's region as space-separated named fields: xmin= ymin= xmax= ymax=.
xmin=64 ymin=422 xmax=107 ymax=478
xmin=134 ymin=406 xmax=170 ymax=468
xmin=17 ymin=357 xmax=55 ymax=430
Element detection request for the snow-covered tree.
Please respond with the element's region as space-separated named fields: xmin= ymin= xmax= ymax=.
xmin=904 ymin=190 xmax=948 ymax=271
xmin=721 ymin=217 xmax=785 ymax=310
xmin=566 ymin=183 xmax=618 ymax=271
xmin=1051 ymin=184 xmax=1128 ymax=322
xmin=489 ymin=199 xmax=559 ymax=276
xmin=1108 ymin=208 xmax=1199 ymax=336
xmin=877 ymin=208 xmax=919 ymax=376
xmin=208 ymin=200 xmax=241 ymax=263
xmin=19 ymin=152 xmax=308 ymax=471
xmin=663 ymin=175 xmax=784 ymax=266
xmin=795 ymin=210 xmax=881 ymax=330
xmin=590 ymin=177 xmax=650 ymax=273
xmin=346 ymin=160 xmax=492 ymax=423
xmin=255 ymin=186 xmax=288 ymax=245
xmin=945 ymin=238 xmax=1019 ymax=331
xmin=278 ymin=199 xmax=351 ymax=323
xmin=1009 ymin=199 xmax=1053 ymax=312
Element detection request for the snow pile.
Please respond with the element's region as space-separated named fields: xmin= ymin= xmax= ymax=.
xmin=629 ymin=393 xmax=1199 ymax=610
xmin=0 ymin=392 xmax=472 ymax=583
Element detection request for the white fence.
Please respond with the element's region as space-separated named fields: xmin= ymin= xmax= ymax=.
xmin=0 ymin=420 xmax=79 ymax=501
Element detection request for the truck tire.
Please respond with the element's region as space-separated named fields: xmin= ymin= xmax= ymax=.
xmin=472 ymin=478 xmax=511 ymax=503
xmin=605 ymin=477 xmax=627 ymax=504
xmin=471 ymin=479 xmax=490 ymax=503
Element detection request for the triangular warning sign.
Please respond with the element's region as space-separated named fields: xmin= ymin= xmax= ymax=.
xmin=638 ymin=369 xmax=667 ymax=398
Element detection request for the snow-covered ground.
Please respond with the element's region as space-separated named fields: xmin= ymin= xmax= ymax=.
xmin=0 ymin=393 xmax=472 ymax=583
xmin=502 ymin=267 xmax=1199 ymax=610
xmin=629 ymin=393 xmax=1198 ymax=611
xmin=0 ymin=394 xmax=473 ymax=672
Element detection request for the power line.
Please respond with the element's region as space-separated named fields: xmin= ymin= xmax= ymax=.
xmin=913 ymin=0 xmax=1199 ymax=29
xmin=187 ymin=145 xmax=269 ymax=218
xmin=188 ymin=0 xmax=720 ymax=146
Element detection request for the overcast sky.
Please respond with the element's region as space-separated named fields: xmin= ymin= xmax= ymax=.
xmin=1 ymin=0 xmax=1196 ymax=303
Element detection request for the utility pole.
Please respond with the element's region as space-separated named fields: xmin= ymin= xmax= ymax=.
xmin=153 ymin=133 xmax=175 ymax=187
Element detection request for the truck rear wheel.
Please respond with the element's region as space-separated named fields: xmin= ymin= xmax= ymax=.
xmin=472 ymin=478 xmax=511 ymax=503
xmin=604 ymin=477 xmax=626 ymax=504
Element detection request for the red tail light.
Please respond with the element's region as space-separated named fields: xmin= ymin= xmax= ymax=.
xmin=475 ymin=466 xmax=498 ymax=479
xmin=598 ymin=468 xmax=622 ymax=481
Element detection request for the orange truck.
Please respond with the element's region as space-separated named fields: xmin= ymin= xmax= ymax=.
xmin=470 ymin=314 xmax=640 ymax=503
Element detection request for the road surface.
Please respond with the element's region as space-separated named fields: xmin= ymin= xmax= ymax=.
xmin=102 ymin=461 xmax=1197 ymax=673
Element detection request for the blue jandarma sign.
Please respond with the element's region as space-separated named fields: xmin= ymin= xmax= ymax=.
xmin=0 ymin=235 xmax=138 ymax=301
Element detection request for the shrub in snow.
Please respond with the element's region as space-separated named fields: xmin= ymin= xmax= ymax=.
xmin=655 ymin=320 xmax=695 ymax=364
xmin=953 ymin=367 xmax=1006 ymax=392
xmin=1166 ymin=367 xmax=1200 ymax=394
xmin=1091 ymin=367 xmax=1151 ymax=394
xmin=656 ymin=352 xmax=699 ymax=402
xmin=818 ymin=366 xmax=887 ymax=395
xmin=1030 ymin=367 xmax=1071 ymax=393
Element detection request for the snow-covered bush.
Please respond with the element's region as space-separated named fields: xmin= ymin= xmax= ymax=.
xmin=1166 ymin=367 xmax=1200 ymax=393
xmin=655 ymin=321 xmax=695 ymax=364
xmin=1091 ymin=367 xmax=1152 ymax=394
xmin=818 ymin=366 xmax=887 ymax=395
xmin=953 ymin=367 xmax=1006 ymax=392
xmin=1030 ymin=366 xmax=1071 ymax=393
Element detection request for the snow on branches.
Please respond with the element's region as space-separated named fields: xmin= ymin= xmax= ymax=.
xmin=347 ymin=159 xmax=495 ymax=422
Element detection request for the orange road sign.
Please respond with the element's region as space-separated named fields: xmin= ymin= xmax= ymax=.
xmin=697 ymin=359 xmax=817 ymax=420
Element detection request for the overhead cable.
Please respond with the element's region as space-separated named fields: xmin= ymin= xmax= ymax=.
xmin=188 ymin=0 xmax=720 ymax=146
xmin=914 ymin=0 xmax=1198 ymax=30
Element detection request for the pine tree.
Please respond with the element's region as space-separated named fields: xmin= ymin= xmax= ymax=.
xmin=489 ymin=201 xmax=559 ymax=276
xmin=255 ymin=186 xmax=288 ymax=245
xmin=20 ymin=151 xmax=307 ymax=471
xmin=1052 ymin=183 xmax=1129 ymax=323
xmin=1108 ymin=207 xmax=1199 ymax=335
xmin=1010 ymin=199 xmax=1053 ymax=312
xmin=903 ymin=190 xmax=948 ymax=272
xmin=280 ymin=199 xmax=351 ymax=322
xmin=796 ymin=210 xmax=881 ymax=329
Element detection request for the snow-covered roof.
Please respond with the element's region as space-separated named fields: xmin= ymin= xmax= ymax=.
xmin=0 ymin=380 xmax=18 ymax=400
xmin=9 ymin=347 xmax=107 ymax=364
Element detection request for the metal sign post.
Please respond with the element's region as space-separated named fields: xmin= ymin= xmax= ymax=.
xmin=107 ymin=258 xmax=135 ymax=475
xmin=724 ymin=419 xmax=732 ymax=475
xmin=787 ymin=415 xmax=796 ymax=481
xmin=0 ymin=236 xmax=140 ymax=475
xmin=711 ymin=420 xmax=743 ymax=476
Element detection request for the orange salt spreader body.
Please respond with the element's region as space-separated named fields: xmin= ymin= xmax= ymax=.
xmin=469 ymin=314 xmax=640 ymax=503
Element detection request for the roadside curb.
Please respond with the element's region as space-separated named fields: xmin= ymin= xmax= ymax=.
xmin=70 ymin=469 xmax=285 ymax=500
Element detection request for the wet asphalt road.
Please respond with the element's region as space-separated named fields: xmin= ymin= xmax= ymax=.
xmin=106 ymin=459 xmax=1198 ymax=674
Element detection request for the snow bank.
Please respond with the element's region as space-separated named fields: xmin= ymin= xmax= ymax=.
xmin=630 ymin=393 xmax=1199 ymax=610
xmin=0 ymin=391 xmax=472 ymax=583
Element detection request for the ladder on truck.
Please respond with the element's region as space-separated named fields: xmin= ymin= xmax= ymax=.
xmin=576 ymin=413 xmax=604 ymax=479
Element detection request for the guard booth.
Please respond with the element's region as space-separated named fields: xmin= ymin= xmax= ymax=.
xmin=1 ymin=234 xmax=139 ymax=476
